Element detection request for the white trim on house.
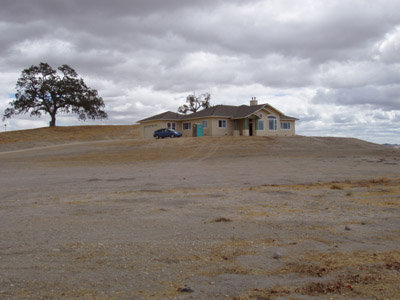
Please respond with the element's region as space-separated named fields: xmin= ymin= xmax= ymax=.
xmin=258 ymin=119 xmax=265 ymax=131
xmin=281 ymin=122 xmax=291 ymax=130
xmin=268 ymin=116 xmax=277 ymax=131
xmin=218 ymin=120 xmax=227 ymax=128
xmin=167 ymin=122 xmax=176 ymax=130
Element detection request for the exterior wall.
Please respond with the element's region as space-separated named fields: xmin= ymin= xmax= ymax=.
xmin=140 ymin=121 xmax=162 ymax=139
xmin=181 ymin=121 xmax=193 ymax=137
xmin=251 ymin=109 xmax=296 ymax=137
xmin=278 ymin=120 xmax=296 ymax=136
xmin=210 ymin=118 xmax=234 ymax=136
xmin=180 ymin=118 xmax=213 ymax=137
xmin=140 ymin=120 xmax=182 ymax=139
xmin=237 ymin=119 xmax=245 ymax=136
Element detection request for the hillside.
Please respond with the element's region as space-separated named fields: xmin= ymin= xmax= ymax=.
xmin=1 ymin=127 xmax=400 ymax=299
xmin=0 ymin=124 xmax=139 ymax=151
xmin=0 ymin=125 xmax=397 ymax=165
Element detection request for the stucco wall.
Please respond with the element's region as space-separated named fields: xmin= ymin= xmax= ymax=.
xmin=210 ymin=118 xmax=234 ymax=136
xmin=140 ymin=120 xmax=182 ymax=139
xmin=181 ymin=121 xmax=193 ymax=137
xmin=180 ymin=118 xmax=213 ymax=137
xmin=254 ymin=109 xmax=295 ymax=137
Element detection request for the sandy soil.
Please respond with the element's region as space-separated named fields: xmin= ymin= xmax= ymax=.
xmin=0 ymin=130 xmax=399 ymax=299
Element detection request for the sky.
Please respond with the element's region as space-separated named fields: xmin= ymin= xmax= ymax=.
xmin=1 ymin=0 xmax=400 ymax=144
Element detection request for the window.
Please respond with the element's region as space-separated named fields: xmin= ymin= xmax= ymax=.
xmin=183 ymin=122 xmax=191 ymax=130
xmin=268 ymin=116 xmax=277 ymax=131
xmin=218 ymin=120 xmax=227 ymax=128
xmin=202 ymin=120 xmax=208 ymax=128
xmin=281 ymin=122 xmax=291 ymax=130
xmin=167 ymin=122 xmax=176 ymax=130
xmin=258 ymin=120 xmax=264 ymax=130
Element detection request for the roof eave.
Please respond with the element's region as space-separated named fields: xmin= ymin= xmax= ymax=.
xmin=182 ymin=115 xmax=233 ymax=120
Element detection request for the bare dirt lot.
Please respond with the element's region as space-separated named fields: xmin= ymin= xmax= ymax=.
xmin=0 ymin=126 xmax=399 ymax=299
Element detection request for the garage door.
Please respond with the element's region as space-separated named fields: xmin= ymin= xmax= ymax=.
xmin=143 ymin=125 xmax=157 ymax=139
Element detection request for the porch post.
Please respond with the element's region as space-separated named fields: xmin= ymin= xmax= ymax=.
xmin=243 ymin=118 xmax=249 ymax=136
xmin=233 ymin=119 xmax=240 ymax=136
xmin=254 ymin=116 xmax=260 ymax=136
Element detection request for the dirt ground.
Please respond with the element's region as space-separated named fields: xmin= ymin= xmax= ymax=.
xmin=0 ymin=128 xmax=399 ymax=299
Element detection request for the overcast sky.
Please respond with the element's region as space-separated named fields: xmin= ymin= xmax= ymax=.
xmin=1 ymin=0 xmax=400 ymax=143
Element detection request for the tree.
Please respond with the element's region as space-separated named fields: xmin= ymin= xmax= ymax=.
xmin=3 ymin=62 xmax=107 ymax=127
xmin=178 ymin=93 xmax=211 ymax=114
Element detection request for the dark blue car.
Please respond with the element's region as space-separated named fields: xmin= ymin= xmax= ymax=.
xmin=153 ymin=128 xmax=182 ymax=139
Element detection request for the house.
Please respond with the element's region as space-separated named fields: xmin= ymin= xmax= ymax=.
xmin=138 ymin=97 xmax=298 ymax=139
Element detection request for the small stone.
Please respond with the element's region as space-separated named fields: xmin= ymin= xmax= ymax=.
xmin=177 ymin=286 xmax=194 ymax=293
xmin=273 ymin=252 xmax=281 ymax=259
xmin=361 ymin=221 xmax=367 ymax=225
xmin=345 ymin=226 xmax=351 ymax=231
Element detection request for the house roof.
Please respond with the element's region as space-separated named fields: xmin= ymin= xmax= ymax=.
xmin=232 ymin=104 xmax=265 ymax=119
xmin=280 ymin=115 xmax=298 ymax=121
xmin=138 ymin=103 xmax=298 ymax=123
xmin=138 ymin=111 xmax=184 ymax=122
xmin=181 ymin=105 xmax=240 ymax=120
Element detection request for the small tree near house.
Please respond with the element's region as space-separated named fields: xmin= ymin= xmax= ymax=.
xmin=3 ymin=62 xmax=107 ymax=127
xmin=178 ymin=93 xmax=211 ymax=114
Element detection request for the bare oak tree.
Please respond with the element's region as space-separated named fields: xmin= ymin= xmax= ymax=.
xmin=178 ymin=93 xmax=211 ymax=114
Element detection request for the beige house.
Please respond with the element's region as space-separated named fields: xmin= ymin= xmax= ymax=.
xmin=138 ymin=98 xmax=298 ymax=139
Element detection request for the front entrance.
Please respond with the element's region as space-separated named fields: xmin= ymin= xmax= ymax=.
xmin=249 ymin=119 xmax=253 ymax=136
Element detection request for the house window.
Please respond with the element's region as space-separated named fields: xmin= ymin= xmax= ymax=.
xmin=167 ymin=122 xmax=176 ymax=130
xmin=281 ymin=122 xmax=291 ymax=130
xmin=202 ymin=120 xmax=208 ymax=128
xmin=268 ymin=116 xmax=277 ymax=130
xmin=183 ymin=122 xmax=191 ymax=130
xmin=218 ymin=120 xmax=227 ymax=128
xmin=258 ymin=120 xmax=264 ymax=130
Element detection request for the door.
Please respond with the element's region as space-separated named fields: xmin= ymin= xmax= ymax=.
xmin=249 ymin=119 xmax=253 ymax=136
xmin=196 ymin=124 xmax=203 ymax=137
xmin=144 ymin=125 xmax=157 ymax=139
xmin=192 ymin=124 xmax=197 ymax=137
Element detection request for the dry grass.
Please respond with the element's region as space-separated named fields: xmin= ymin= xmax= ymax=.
xmin=1 ymin=127 xmax=400 ymax=300
xmin=0 ymin=124 xmax=139 ymax=149
xmin=237 ymin=250 xmax=400 ymax=299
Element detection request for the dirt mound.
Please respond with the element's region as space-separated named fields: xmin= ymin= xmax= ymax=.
xmin=0 ymin=125 xmax=139 ymax=151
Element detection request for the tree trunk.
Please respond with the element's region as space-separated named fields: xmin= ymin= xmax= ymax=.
xmin=49 ymin=114 xmax=56 ymax=127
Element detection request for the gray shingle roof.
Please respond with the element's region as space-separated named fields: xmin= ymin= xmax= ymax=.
xmin=232 ymin=104 xmax=265 ymax=118
xmin=138 ymin=104 xmax=298 ymax=122
xmin=280 ymin=115 xmax=299 ymax=120
xmin=138 ymin=111 xmax=184 ymax=122
xmin=180 ymin=105 xmax=239 ymax=120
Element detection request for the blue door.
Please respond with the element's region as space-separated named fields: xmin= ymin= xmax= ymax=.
xmin=196 ymin=124 xmax=203 ymax=137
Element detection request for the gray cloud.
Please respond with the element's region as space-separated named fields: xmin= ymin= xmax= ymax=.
xmin=312 ymin=85 xmax=400 ymax=111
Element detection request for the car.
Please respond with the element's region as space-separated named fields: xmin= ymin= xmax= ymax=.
xmin=153 ymin=128 xmax=182 ymax=139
